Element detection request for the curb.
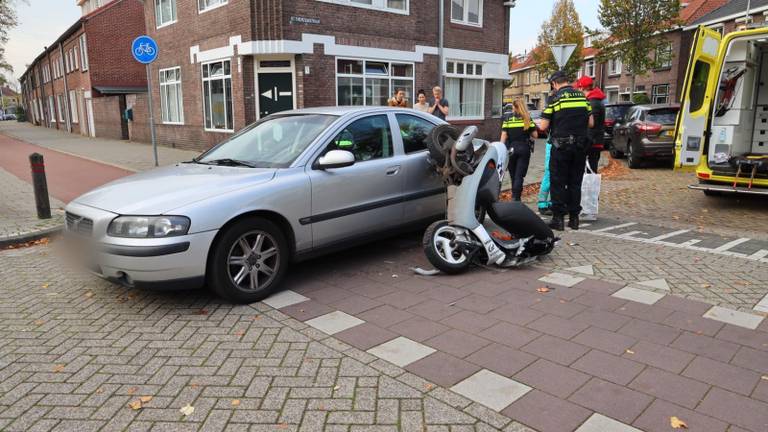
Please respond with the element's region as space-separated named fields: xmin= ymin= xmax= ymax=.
xmin=0 ymin=225 xmax=63 ymax=249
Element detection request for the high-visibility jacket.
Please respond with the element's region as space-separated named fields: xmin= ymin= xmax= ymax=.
xmin=502 ymin=114 xmax=536 ymax=145
xmin=542 ymin=86 xmax=591 ymax=139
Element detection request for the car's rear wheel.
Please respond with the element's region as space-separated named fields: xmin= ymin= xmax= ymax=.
xmin=208 ymin=217 xmax=288 ymax=303
xmin=627 ymin=141 xmax=642 ymax=169
xmin=608 ymin=142 xmax=624 ymax=159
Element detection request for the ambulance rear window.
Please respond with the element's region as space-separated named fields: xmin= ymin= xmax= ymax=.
xmin=689 ymin=60 xmax=710 ymax=113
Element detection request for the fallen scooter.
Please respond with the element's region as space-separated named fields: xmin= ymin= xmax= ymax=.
xmin=422 ymin=125 xmax=557 ymax=274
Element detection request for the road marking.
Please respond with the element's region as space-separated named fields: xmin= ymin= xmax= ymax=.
xmin=755 ymin=293 xmax=768 ymax=314
xmin=647 ymin=229 xmax=690 ymax=241
xmin=713 ymin=238 xmax=751 ymax=252
xmin=617 ymin=230 xmax=643 ymax=239
xmin=750 ymin=249 xmax=768 ymax=259
xmin=677 ymin=239 xmax=702 ymax=247
xmin=591 ymin=222 xmax=637 ymax=233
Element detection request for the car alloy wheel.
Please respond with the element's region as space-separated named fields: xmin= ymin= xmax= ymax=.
xmin=227 ymin=231 xmax=280 ymax=292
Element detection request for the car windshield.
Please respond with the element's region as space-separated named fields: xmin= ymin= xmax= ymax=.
xmin=647 ymin=108 xmax=679 ymax=125
xmin=197 ymin=114 xmax=338 ymax=168
xmin=607 ymin=105 xmax=631 ymax=120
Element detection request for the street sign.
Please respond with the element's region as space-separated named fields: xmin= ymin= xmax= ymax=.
xmin=550 ymin=44 xmax=577 ymax=69
xmin=132 ymin=35 xmax=159 ymax=166
xmin=131 ymin=35 xmax=158 ymax=65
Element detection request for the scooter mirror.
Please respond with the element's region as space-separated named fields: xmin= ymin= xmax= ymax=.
xmin=455 ymin=126 xmax=478 ymax=152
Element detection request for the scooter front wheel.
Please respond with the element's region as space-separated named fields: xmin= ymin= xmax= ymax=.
xmin=423 ymin=221 xmax=472 ymax=275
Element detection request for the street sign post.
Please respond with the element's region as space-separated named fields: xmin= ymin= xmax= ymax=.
xmin=550 ymin=44 xmax=577 ymax=70
xmin=131 ymin=35 xmax=159 ymax=167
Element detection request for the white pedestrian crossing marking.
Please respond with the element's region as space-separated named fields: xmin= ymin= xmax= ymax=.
xmin=647 ymin=229 xmax=690 ymax=241
xmin=591 ymin=222 xmax=637 ymax=233
xmin=713 ymin=238 xmax=751 ymax=252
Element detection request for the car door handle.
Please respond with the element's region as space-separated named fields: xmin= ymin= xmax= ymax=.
xmin=386 ymin=165 xmax=401 ymax=176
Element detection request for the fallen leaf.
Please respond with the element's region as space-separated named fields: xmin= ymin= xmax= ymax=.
xmin=127 ymin=387 xmax=138 ymax=395
xmin=424 ymin=383 xmax=434 ymax=391
xmin=95 ymin=387 xmax=104 ymax=394
xmin=128 ymin=400 xmax=142 ymax=410
xmin=140 ymin=396 xmax=153 ymax=403
xmin=670 ymin=416 xmax=688 ymax=429
xmin=701 ymin=284 xmax=711 ymax=289
xmin=189 ymin=383 xmax=199 ymax=389
xmin=197 ymin=309 xmax=208 ymax=315
xmin=761 ymin=375 xmax=768 ymax=381
xmin=34 ymin=320 xmax=44 ymax=326
xmin=333 ymin=385 xmax=340 ymax=391
xmin=85 ymin=292 xmax=93 ymax=298
xmin=52 ymin=364 xmax=65 ymax=373
xmin=537 ymin=287 xmax=551 ymax=293
xmin=231 ymin=399 xmax=241 ymax=406
xmin=179 ymin=404 xmax=195 ymax=416
xmin=276 ymin=424 xmax=289 ymax=430
xmin=41 ymin=283 xmax=50 ymax=289
xmin=559 ymin=300 xmax=566 ymax=304
xmin=252 ymin=315 xmax=261 ymax=320
xmin=625 ymin=349 xmax=635 ymax=355
xmin=234 ymin=330 xmax=245 ymax=336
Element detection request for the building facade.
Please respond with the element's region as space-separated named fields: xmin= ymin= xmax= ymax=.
xmin=19 ymin=0 xmax=147 ymax=140
xmin=130 ymin=0 xmax=511 ymax=151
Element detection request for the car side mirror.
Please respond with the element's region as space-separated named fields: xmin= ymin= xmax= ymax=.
xmin=316 ymin=150 xmax=355 ymax=170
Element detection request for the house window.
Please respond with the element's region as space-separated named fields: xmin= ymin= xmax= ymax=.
xmin=709 ymin=25 xmax=724 ymax=36
xmin=445 ymin=59 xmax=485 ymax=119
xmin=160 ymin=66 xmax=184 ymax=124
xmin=80 ymin=34 xmax=89 ymax=71
xmin=609 ymin=58 xmax=622 ymax=75
xmin=198 ymin=0 xmax=226 ymax=13
xmin=156 ymin=0 xmax=177 ymax=27
xmin=606 ymin=88 xmax=619 ymax=103
xmin=652 ymin=84 xmax=670 ymax=104
xmin=48 ymin=96 xmax=56 ymax=123
xmin=655 ymin=42 xmax=673 ymax=69
xmin=336 ymin=58 xmax=414 ymax=107
xmin=57 ymin=94 xmax=65 ymax=122
xmin=320 ymin=0 xmax=408 ymax=13
xmin=69 ymin=90 xmax=78 ymax=123
xmin=585 ymin=59 xmax=595 ymax=77
xmin=202 ymin=60 xmax=233 ymax=131
xmin=74 ymin=49 xmax=79 ymax=70
xmin=491 ymin=80 xmax=503 ymax=117
xmin=451 ymin=0 xmax=482 ymax=27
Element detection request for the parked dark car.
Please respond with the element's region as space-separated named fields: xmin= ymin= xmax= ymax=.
xmin=603 ymin=102 xmax=634 ymax=148
xmin=610 ymin=104 xmax=680 ymax=168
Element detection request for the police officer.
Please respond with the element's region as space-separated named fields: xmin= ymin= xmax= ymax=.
xmin=539 ymin=70 xmax=594 ymax=231
xmin=500 ymin=99 xmax=538 ymax=201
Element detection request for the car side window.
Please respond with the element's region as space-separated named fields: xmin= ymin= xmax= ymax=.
xmin=325 ymin=115 xmax=393 ymax=162
xmin=396 ymin=114 xmax=435 ymax=154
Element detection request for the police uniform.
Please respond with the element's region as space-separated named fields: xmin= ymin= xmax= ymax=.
xmin=541 ymin=79 xmax=592 ymax=225
xmin=501 ymin=113 xmax=536 ymax=201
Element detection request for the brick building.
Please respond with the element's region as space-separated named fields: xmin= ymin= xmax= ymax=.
xmin=505 ymin=48 xmax=550 ymax=110
xmin=131 ymin=0 xmax=512 ymax=151
xmin=18 ymin=0 xmax=147 ymax=140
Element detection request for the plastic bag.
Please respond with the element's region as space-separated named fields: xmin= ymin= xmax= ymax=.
xmin=580 ymin=163 xmax=601 ymax=221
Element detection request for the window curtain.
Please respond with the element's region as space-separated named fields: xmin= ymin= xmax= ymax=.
xmin=444 ymin=78 xmax=460 ymax=115
xmin=463 ymin=78 xmax=483 ymax=117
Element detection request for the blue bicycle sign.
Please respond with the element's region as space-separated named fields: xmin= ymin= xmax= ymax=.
xmin=131 ymin=35 xmax=158 ymax=64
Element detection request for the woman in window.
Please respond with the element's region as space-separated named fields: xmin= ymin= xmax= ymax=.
xmin=500 ymin=99 xmax=538 ymax=201
xmin=413 ymin=89 xmax=430 ymax=113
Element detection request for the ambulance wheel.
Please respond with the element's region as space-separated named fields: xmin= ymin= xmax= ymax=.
xmin=423 ymin=221 xmax=472 ymax=275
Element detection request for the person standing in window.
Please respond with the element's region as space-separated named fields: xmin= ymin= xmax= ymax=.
xmin=388 ymin=89 xmax=408 ymax=108
xmin=500 ymin=99 xmax=538 ymax=201
xmin=429 ymin=86 xmax=450 ymax=120
xmin=413 ymin=89 xmax=431 ymax=113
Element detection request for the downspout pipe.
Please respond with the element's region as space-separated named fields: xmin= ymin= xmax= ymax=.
xmin=438 ymin=0 xmax=444 ymax=89
xmin=40 ymin=47 xmax=50 ymax=127
xmin=58 ymin=41 xmax=72 ymax=133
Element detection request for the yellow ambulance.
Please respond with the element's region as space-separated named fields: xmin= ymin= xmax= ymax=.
xmin=675 ymin=26 xmax=768 ymax=196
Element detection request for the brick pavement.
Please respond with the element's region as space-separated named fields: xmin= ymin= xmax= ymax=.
xmin=3 ymin=232 xmax=767 ymax=431
xmin=0 ymin=122 xmax=199 ymax=173
xmin=0 ymin=168 xmax=64 ymax=242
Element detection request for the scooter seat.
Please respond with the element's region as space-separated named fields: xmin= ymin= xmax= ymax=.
xmin=488 ymin=202 xmax=554 ymax=241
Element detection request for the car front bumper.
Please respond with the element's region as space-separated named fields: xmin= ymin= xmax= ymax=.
xmin=65 ymin=202 xmax=217 ymax=290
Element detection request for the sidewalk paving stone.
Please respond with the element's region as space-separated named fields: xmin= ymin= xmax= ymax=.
xmin=611 ymin=287 xmax=665 ymax=305
xmin=696 ymin=387 xmax=768 ymax=432
xmin=628 ymin=367 xmax=711 ymax=410
xmin=386 ymin=316 xmax=449 ymax=342
xmin=262 ymin=290 xmax=309 ymax=309
xmin=575 ymin=413 xmax=642 ymax=432
xmin=503 ymin=390 xmax=592 ymax=432
xmin=521 ymin=335 xmax=589 ymax=366
xmin=404 ymin=352 xmax=481 ymax=387
xmin=451 ymin=370 xmax=531 ymax=411
xmin=572 ymin=350 xmax=644 ymax=386
xmin=513 ymin=359 xmax=590 ymax=399
xmin=703 ymin=306 xmax=764 ymax=330
xmin=305 ymin=311 xmax=365 ymax=335
xmin=572 ymin=327 xmax=636 ymax=355
xmin=426 ymin=329 xmax=491 ymax=358
xmin=670 ymin=332 xmax=740 ymax=363
xmin=366 ymin=337 xmax=435 ymax=367
xmin=622 ymin=340 xmax=695 ymax=374
xmin=633 ymin=399 xmax=728 ymax=432
xmin=569 ymin=378 xmax=653 ymax=424
xmin=682 ymin=356 xmax=761 ymax=396
xmin=538 ymin=272 xmax=585 ymax=288
xmin=465 ymin=344 xmax=537 ymax=377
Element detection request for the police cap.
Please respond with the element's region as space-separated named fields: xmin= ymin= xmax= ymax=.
xmin=547 ymin=70 xmax=568 ymax=83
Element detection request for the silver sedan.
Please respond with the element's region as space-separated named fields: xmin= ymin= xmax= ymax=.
xmin=64 ymin=107 xmax=446 ymax=303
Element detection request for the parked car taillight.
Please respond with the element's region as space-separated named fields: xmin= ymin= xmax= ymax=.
xmin=637 ymin=121 xmax=662 ymax=135
xmin=604 ymin=118 xmax=616 ymax=127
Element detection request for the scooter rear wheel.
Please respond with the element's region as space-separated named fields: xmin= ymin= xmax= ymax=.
xmin=423 ymin=221 xmax=472 ymax=274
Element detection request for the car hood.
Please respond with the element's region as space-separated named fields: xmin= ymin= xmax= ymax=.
xmin=74 ymin=163 xmax=277 ymax=214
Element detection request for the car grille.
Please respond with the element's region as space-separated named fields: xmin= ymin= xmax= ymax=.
xmin=65 ymin=212 xmax=94 ymax=236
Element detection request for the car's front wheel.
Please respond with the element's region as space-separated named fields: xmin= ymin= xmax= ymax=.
xmin=208 ymin=217 xmax=288 ymax=303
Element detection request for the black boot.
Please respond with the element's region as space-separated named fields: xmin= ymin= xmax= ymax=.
xmin=568 ymin=213 xmax=579 ymax=230
xmin=539 ymin=207 xmax=553 ymax=216
xmin=548 ymin=214 xmax=565 ymax=231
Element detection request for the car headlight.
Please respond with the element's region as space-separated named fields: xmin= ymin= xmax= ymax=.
xmin=107 ymin=216 xmax=190 ymax=238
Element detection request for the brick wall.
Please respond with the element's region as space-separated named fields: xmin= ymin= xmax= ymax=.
xmin=92 ymin=95 xmax=123 ymax=140
xmin=86 ymin=0 xmax=146 ymax=89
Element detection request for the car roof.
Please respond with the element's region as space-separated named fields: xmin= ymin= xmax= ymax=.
xmin=279 ymin=106 xmax=413 ymax=116
xmin=636 ymin=104 xmax=681 ymax=110
xmin=606 ymin=102 xmax=635 ymax=107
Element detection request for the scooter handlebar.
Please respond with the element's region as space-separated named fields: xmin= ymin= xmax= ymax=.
xmin=455 ymin=126 xmax=478 ymax=152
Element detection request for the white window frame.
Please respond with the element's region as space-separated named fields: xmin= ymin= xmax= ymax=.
xmin=655 ymin=42 xmax=673 ymax=69
xmin=155 ymin=0 xmax=177 ymax=28
xmin=316 ymin=0 xmax=409 ymax=15
xmin=451 ymin=0 xmax=483 ymax=27
xmin=491 ymin=79 xmax=503 ymax=118
xmin=445 ymin=60 xmax=485 ymax=121
xmin=585 ymin=59 xmax=595 ymax=78
xmin=74 ymin=48 xmax=79 ymax=70
xmin=198 ymin=0 xmax=227 ymax=14
xmin=48 ymin=96 xmax=56 ymax=123
xmin=80 ymin=34 xmax=89 ymax=71
xmin=608 ymin=58 xmax=622 ymax=76
xmin=709 ymin=24 xmax=724 ymax=36
xmin=334 ymin=57 xmax=415 ymax=107
xmin=69 ymin=90 xmax=78 ymax=123
xmin=651 ymin=84 xmax=670 ymax=104
xmin=56 ymin=94 xmax=65 ymax=122
xmin=159 ymin=66 xmax=184 ymax=125
xmin=201 ymin=59 xmax=234 ymax=132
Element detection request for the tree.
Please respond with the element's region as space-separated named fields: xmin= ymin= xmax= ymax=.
xmin=532 ymin=0 xmax=584 ymax=80
xmin=0 ymin=0 xmax=21 ymax=74
xmin=591 ymin=0 xmax=681 ymax=100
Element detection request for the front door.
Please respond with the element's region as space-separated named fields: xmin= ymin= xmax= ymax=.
xmin=258 ymin=73 xmax=293 ymax=118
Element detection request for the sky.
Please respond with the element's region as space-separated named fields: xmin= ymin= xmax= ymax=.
xmin=2 ymin=0 xmax=601 ymax=87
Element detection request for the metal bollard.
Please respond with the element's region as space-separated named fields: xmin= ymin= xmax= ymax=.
xmin=29 ymin=153 xmax=51 ymax=219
